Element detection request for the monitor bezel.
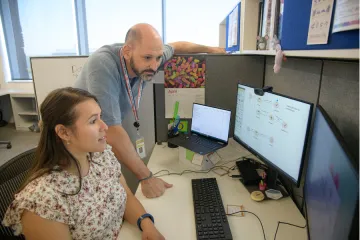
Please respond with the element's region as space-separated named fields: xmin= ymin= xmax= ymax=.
xmin=233 ymin=83 xmax=313 ymax=187
xmin=191 ymin=103 xmax=232 ymax=144
xmin=304 ymin=105 xmax=359 ymax=240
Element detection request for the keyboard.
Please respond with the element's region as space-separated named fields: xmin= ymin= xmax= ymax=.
xmin=189 ymin=135 xmax=220 ymax=150
xmin=192 ymin=178 xmax=233 ymax=240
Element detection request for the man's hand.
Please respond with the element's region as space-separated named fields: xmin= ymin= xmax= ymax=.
xmin=141 ymin=177 xmax=173 ymax=198
xmin=209 ymin=47 xmax=227 ymax=54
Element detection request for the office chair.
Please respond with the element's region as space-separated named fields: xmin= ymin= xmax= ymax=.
xmin=0 ymin=110 xmax=12 ymax=149
xmin=0 ymin=148 xmax=36 ymax=239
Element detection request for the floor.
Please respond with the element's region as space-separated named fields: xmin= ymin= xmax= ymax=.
xmin=0 ymin=124 xmax=40 ymax=167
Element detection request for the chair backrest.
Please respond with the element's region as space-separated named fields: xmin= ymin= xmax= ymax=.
xmin=0 ymin=148 xmax=36 ymax=239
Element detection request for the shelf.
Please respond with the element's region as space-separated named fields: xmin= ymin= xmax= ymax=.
xmin=10 ymin=93 xmax=35 ymax=98
xmin=18 ymin=111 xmax=38 ymax=116
xmin=239 ymin=49 xmax=359 ymax=60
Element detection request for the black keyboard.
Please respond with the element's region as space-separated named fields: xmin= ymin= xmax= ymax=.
xmin=192 ymin=178 xmax=233 ymax=240
xmin=189 ymin=135 xmax=220 ymax=150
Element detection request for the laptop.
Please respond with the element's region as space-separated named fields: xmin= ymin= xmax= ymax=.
xmin=168 ymin=103 xmax=231 ymax=155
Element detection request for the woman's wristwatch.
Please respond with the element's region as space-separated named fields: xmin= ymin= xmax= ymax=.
xmin=137 ymin=213 xmax=155 ymax=231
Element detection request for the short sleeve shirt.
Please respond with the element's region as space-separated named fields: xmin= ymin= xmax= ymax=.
xmin=3 ymin=145 xmax=126 ymax=240
xmin=74 ymin=43 xmax=174 ymax=126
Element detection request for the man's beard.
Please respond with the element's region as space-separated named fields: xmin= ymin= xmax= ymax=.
xmin=130 ymin=57 xmax=157 ymax=81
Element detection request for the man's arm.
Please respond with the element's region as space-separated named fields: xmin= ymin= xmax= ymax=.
xmin=106 ymin=125 xmax=172 ymax=198
xmin=168 ymin=41 xmax=226 ymax=54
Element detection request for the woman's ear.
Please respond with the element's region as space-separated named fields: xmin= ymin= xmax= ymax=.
xmin=55 ymin=124 xmax=72 ymax=143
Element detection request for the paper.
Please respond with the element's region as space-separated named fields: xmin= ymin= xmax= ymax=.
xmin=192 ymin=154 xmax=204 ymax=166
xmin=332 ymin=0 xmax=359 ymax=33
xmin=227 ymin=205 xmax=245 ymax=216
xmin=216 ymin=139 xmax=245 ymax=161
xmin=231 ymin=6 xmax=238 ymax=46
xmin=164 ymin=56 xmax=206 ymax=89
xmin=186 ymin=149 xmax=195 ymax=161
xmin=165 ymin=88 xmax=205 ymax=118
xmin=307 ymin=0 xmax=334 ymax=45
xmin=208 ymin=152 xmax=221 ymax=165
xmin=228 ymin=11 xmax=233 ymax=47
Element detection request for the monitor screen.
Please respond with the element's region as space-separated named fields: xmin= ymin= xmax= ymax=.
xmin=191 ymin=104 xmax=231 ymax=142
xmin=305 ymin=106 xmax=358 ymax=240
xmin=234 ymin=84 xmax=312 ymax=184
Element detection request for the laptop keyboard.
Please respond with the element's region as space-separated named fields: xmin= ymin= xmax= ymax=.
xmin=189 ymin=135 xmax=221 ymax=150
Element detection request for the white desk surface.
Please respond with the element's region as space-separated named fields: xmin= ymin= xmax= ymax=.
xmin=118 ymin=140 xmax=307 ymax=240
xmin=0 ymin=88 xmax=34 ymax=97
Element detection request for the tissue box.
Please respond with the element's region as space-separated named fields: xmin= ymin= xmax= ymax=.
xmin=179 ymin=147 xmax=221 ymax=171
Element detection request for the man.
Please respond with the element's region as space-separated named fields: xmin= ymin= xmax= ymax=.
xmin=74 ymin=23 xmax=225 ymax=198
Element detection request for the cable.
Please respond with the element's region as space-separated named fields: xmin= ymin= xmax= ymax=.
xmin=153 ymin=154 xmax=253 ymax=178
xmin=153 ymin=165 xmax=233 ymax=178
xmin=274 ymin=221 xmax=306 ymax=240
xmin=227 ymin=210 xmax=266 ymax=240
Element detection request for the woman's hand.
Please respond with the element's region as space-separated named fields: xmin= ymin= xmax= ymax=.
xmin=141 ymin=219 xmax=165 ymax=240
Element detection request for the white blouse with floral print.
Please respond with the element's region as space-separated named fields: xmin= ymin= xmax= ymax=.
xmin=2 ymin=145 xmax=127 ymax=240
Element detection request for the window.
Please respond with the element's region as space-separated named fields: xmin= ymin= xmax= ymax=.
xmin=1 ymin=0 xmax=237 ymax=81
xmin=85 ymin=0 xmax=163 ymax=52
xmin=0 ymin=0 xmax=77 ymax=80
xmin=165 ymin=0 xmax=239 ymax=46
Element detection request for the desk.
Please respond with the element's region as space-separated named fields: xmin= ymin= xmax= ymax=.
xmin=0 ymin=89 xmax=36 ymax=131
xmin=0 ymin=89 xmax=34 ymax=97
xmin=118 ymin=141 xmax=307 ymax=240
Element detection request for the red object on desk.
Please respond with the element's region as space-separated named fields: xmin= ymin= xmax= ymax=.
xmin=259 ymin=180 xmax=267 ymax=191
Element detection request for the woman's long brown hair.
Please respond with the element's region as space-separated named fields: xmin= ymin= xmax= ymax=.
xmin=18 ymin=87 xmax=99 ymax=195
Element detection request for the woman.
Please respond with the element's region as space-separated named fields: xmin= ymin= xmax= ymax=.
xmin=2 ymin=87 xmax=164 ymax=240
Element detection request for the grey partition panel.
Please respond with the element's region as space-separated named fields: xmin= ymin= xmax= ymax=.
xmin=121 ymin=82 xmax=155 ymax=192
xmin=264 ymin=57 xmax=322 ymax=104
xmin=264 ymin=56 xmax=323 ymax=211
xmin=204 ymin=55 xmax=264 ymax=137
xmin=319 ymin=61 xmax=359 ymax=161
xmin=154 ymin=83 xmax=167 ymax=143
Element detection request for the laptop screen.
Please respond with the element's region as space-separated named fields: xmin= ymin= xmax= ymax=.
xmin=191 ymin=104 xmax=231 ymax=142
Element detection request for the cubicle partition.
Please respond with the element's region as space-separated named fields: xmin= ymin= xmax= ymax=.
xmin=29 ymin=54 xmax=358 ymax=201
xmin=154 ymin=55 xmax=265 ymax=143
xmin=154 ymin=54 xmax=359 ymax=212
xmin=264 ymin=56 xmax=359 ymax=211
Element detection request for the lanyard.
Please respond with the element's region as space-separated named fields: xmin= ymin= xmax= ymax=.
xmin=118 ymin=48 xmax=143 ymax=130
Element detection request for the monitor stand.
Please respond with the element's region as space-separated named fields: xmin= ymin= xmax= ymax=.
xmin=237 ymin=159 xmax=289 ymax=199
xmin=266 ymin=168 xmax=289 ymax=198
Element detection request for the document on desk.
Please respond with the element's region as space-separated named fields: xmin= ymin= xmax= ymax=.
xmin=216 ymin=138 xmax=247 ymax=161
xmin=165 ymin=88 xmax=205 ymax=118
xmin=227 ymin=205 xmax=245 ymax=216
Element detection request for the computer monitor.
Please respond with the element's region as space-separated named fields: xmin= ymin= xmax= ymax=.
xmin=191 ymin=103 xmax=231 ymax=143
xmin=304 ymin=106 xmax=359 ymax=240
xmin=234 ymin=84 xmax=312 ymax=187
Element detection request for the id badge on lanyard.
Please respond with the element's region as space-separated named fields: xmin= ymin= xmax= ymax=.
xmin=119 ymin=48 xmax=146 ymax=159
